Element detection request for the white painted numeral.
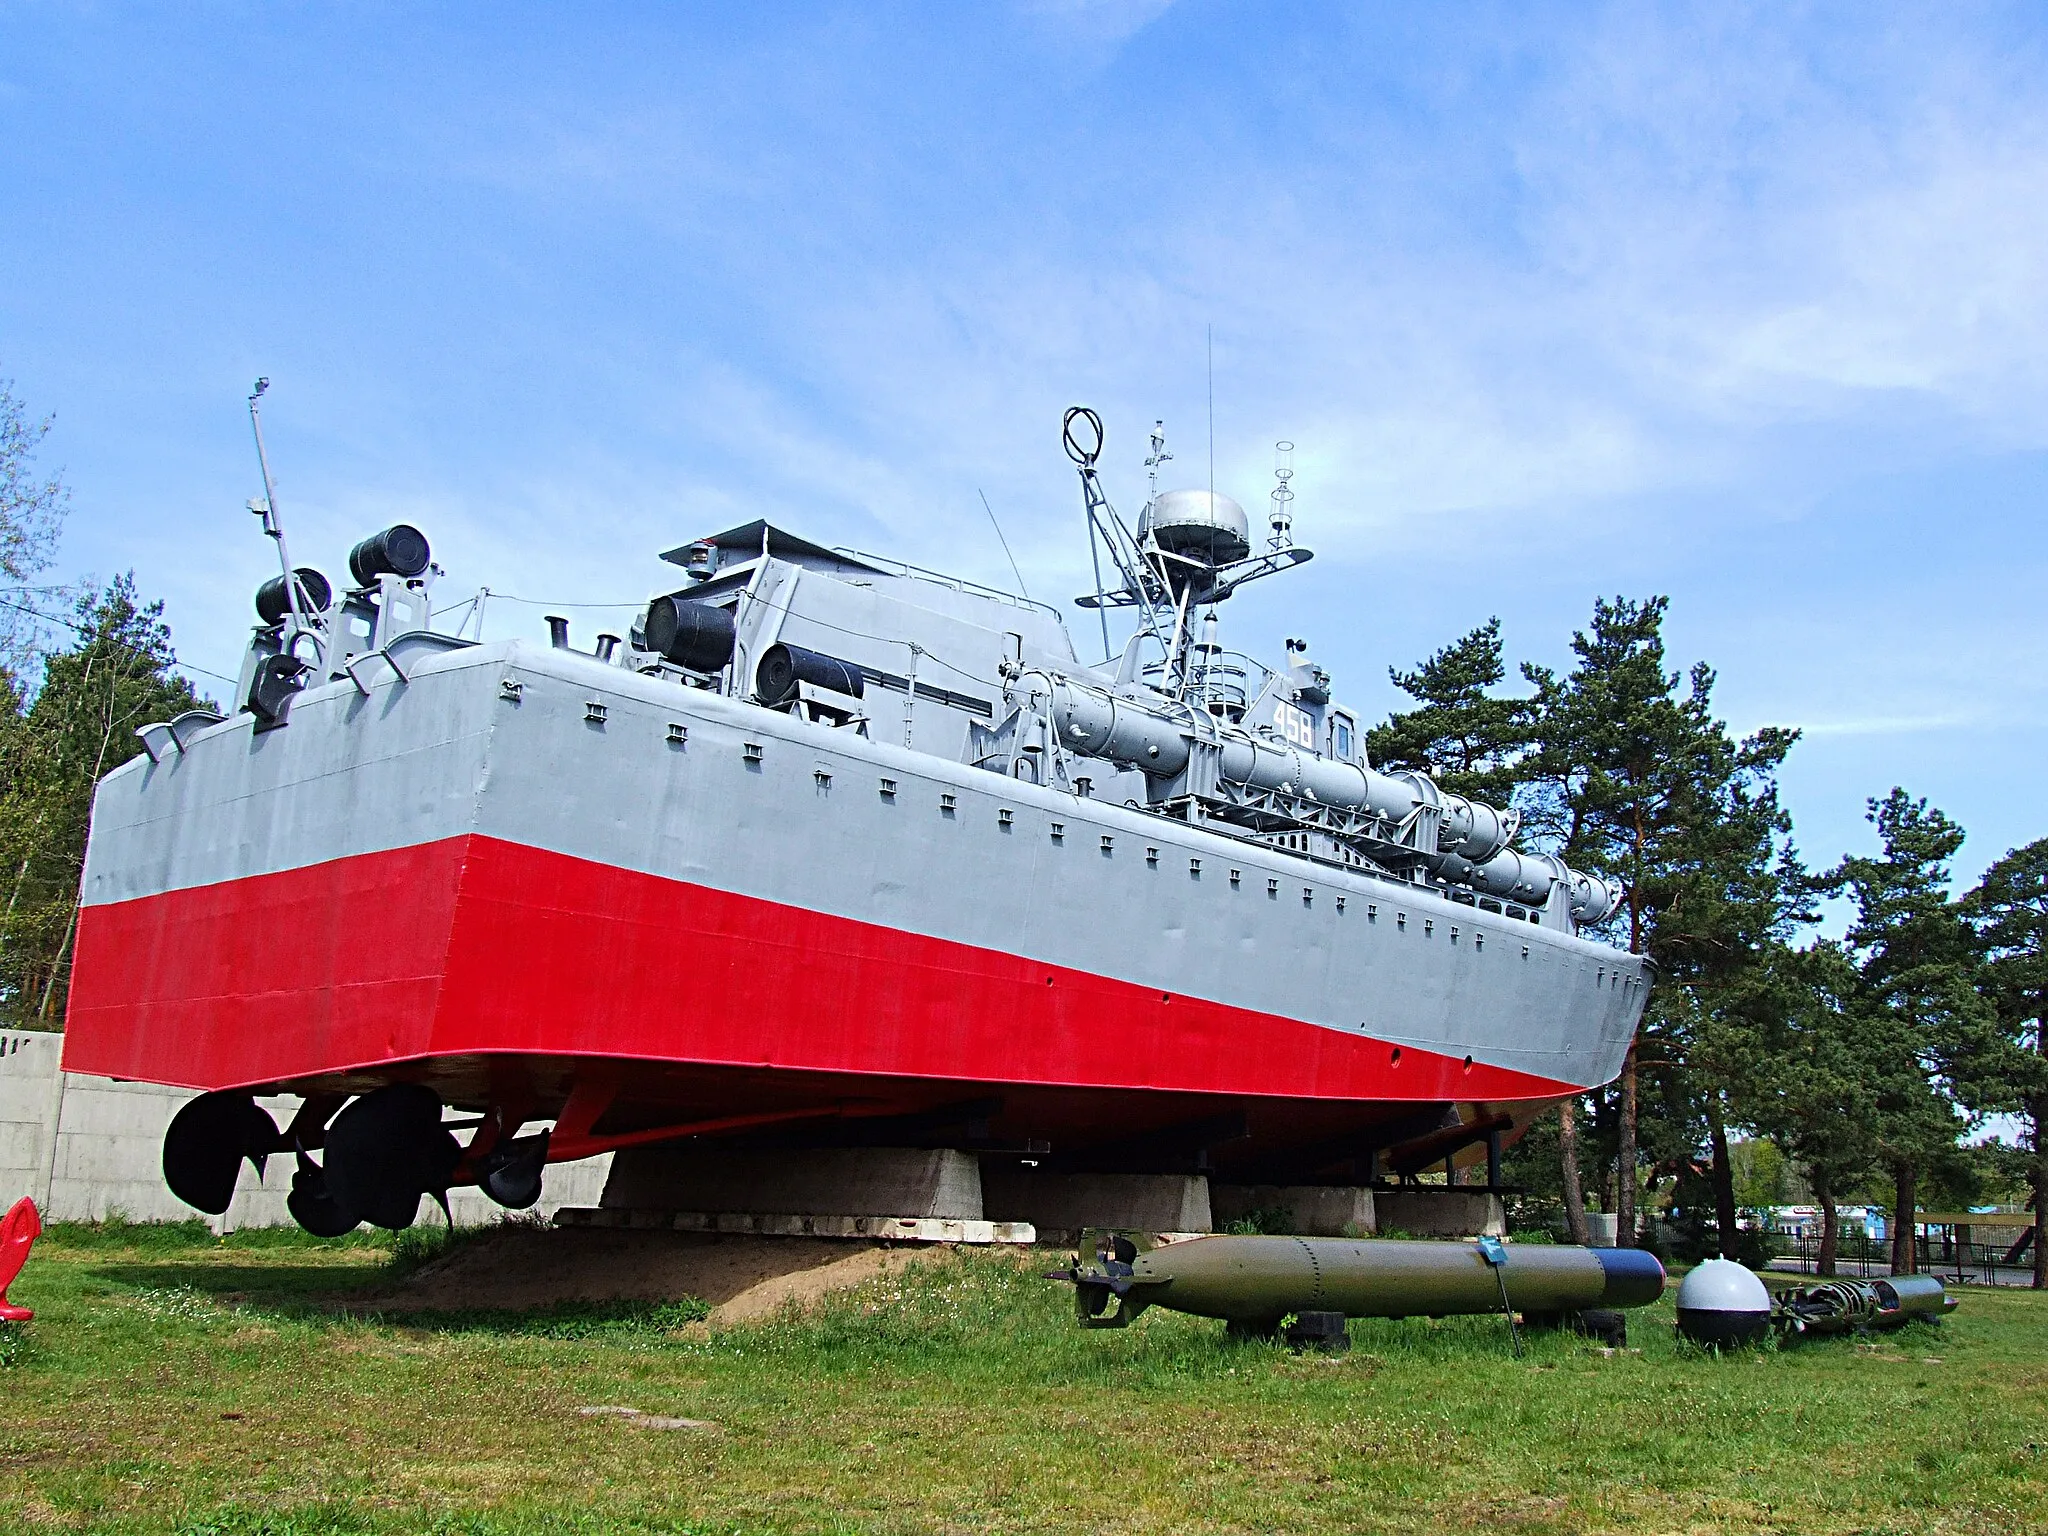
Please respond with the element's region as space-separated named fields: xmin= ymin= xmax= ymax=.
xmin=1273 ymin=701 xmax=1315 ymax=749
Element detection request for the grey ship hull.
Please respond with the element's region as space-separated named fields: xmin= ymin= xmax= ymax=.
xmin=66 ymin=637 xmax=1649 ymax=1181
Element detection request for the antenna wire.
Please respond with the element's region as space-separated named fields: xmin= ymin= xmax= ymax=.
xmin=979 ymin=489 xmax=1031 ymax=601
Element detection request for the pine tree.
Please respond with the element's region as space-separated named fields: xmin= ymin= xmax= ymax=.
xmin=1520 ymin=596 xmax=1801 ymax=1253
xmin=1963 ymin=837 xmax=2048 ymax=1288
xmin=1824 ymin=790 xmax=1986 ymax=1274
xmin=1744 ymin=940 xmax=1882 ymax=1274
xmin=1365 ymin=618 xmax=1530 ymax=807
xmin=0 ymin=575 xmax=208 ymax=1025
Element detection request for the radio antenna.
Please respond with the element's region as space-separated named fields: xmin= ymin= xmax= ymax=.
xmin=979 ymin=488 xmax=1030 ymax=601
xmin=1145 ymin=420 xmax=1172 ymax=504
xmin=246 ymin=378 xmax=313 ymax=645
xmin=1206 ymin=325 xmax=1215 ymax=503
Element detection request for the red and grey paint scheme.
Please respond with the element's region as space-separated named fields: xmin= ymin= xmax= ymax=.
xmin=67 ymin=574 xmax=1645 ymax=1169
xmin=65 ymin=496 xmax=1648 ymax=1219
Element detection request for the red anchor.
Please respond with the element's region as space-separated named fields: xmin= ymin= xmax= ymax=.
xmin=0 ymin=1196 xmax=42 ymax=1322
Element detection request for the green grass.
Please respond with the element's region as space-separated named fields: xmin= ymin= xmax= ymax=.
xmin=2 ymin=1222 xmax=2044 ymax=1534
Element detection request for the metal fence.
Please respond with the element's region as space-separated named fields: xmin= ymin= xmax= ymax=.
xmin=1774 ymin=1229 xmax=2036 ymax=1287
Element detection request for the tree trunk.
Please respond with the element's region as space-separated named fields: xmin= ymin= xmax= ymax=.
xmin=1890 ymin=1161 xmax=1917 ymax=1276
xmin=1559 ymin=1098 xmax=1590 ymax=1245
xmin=2030 ymin=1093 xmax=2046 ymax=1291
xmin=2034 ymin=1019 xmax=2046 ymax=1291
xmin=1815 ymin=1169 xmax=1838 ymax=1277
xmin=36 ymin=896 xmax=78 ymax=1025
xmin=1706 ymin=1096 xmax=1739 ymax=1260
xmin=1617 ymin=1045 xmax=1638 ymax=1247
xmin=4 ymin=816 xmax=43 ymax=921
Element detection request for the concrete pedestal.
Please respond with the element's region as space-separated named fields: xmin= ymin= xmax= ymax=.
xmin=1211 ymin=1183 xmax=1376 ymax=1237
xmin=1373 ymin=1189 xmax=1505 ymax=1238
xmin=979 ymin=1166 xmax=1211 ymax=1241
xmin=600 ymin=1146 xmax=984 ymax=1220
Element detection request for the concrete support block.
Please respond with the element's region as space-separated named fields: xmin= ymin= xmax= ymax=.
xmin=1211 ymin=1183 xmax=1376 ymax=1237
xmin=555 ymin=1207 xmax=1035 ymax=1244
xmin=1373 ymin=1189 xmax=1505 ymax=1238
xmin=979 ymin=1165 xmax=1211 ymax=1240
xmin=600 ymin=1146 xmax=984 ymax=1221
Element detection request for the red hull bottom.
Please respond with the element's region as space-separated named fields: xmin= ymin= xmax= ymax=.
xmin=65 ymin=835 xmax=1569 ymax=1180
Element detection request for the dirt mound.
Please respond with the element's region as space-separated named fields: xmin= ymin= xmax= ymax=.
xmin=373 ymin=1226 xmax=942 ymax=1326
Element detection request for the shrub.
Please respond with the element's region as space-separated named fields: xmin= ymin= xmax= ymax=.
xmin=1733 ymin=1225 xmax=1784 ymax=1271
xmin=1224 ymin=1207 xmax=1294 ymax=1235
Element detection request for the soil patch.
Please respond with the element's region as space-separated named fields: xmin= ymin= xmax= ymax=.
xmin=367 ymin=1226 xmax=942 ymax=1325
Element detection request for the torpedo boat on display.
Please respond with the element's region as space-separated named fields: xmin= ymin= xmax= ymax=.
xmin=63 ymin=391 xmax=1649 ymax=1233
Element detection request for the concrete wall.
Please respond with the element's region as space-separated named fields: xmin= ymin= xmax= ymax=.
xmin=0 ymin=1028 xmax=610 ymax=1228
xmin=0 ymin=1031 xmax=62 ymax=1212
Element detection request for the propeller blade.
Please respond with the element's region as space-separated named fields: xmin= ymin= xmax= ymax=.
xmin=286 ymin=1151 xmax=360 ymax=1238
xmin=325 ymin=1085 xmax=453 ymax=1230
xmin=163 ymin=1093 xmax=280 ymax=1215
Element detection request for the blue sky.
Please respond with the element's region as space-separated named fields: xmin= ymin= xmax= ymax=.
xmin=4 ymin=3 xmax=2047 ymax=889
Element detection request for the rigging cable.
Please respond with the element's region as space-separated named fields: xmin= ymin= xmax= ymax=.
xmin=0 ymin=594 xmax=241 ymax=689
xmin=978 ymin=489 xmax=1031 ymax=602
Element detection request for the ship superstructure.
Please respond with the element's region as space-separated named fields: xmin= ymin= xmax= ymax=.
xmin=63 ymin=397 xmax=1648 ymax=1233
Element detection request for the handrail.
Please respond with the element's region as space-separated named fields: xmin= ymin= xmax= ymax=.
xmin=834 ymin=547 xmax=1068 ymax=625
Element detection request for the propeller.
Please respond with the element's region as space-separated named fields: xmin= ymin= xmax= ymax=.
xmin=286 ymin=1146 xmax=360 ymax=1238
xmin=478 ymin=1130 xmax=550 ymax=1210
xmin=323 ymin=1085 xmax=461 ymax=1231
xmin=162 ymin=1093 xmax=281 ymax=1215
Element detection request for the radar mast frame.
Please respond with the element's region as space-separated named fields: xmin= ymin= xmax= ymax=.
xmin=1063 ymin=406 xmax=1316 ymax=698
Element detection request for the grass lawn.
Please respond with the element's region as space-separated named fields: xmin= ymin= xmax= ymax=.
xmin=1 ymin=1222 xmax=2043 ymax=1535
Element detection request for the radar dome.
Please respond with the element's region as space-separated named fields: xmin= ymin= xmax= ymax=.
xmin=1141 ymin=489 xmax=1250 ymax=566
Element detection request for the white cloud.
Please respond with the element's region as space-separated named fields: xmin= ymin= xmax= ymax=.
xmin=37 ymin=1 xmax=2048 ymax=814
xmin=1796 ymin=712 xmax=1984 ymax=739
xmin=626 ymin=9 xmax=2048 ymax=577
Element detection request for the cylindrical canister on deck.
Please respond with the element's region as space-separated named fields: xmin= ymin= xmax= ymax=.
xmin=254 ymin=567 xmax=333 ymax=627
xmin=756 ymin=642 xmax=865 ymax=705
xmin=643 ymin=595 xmax=738 ymax=673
